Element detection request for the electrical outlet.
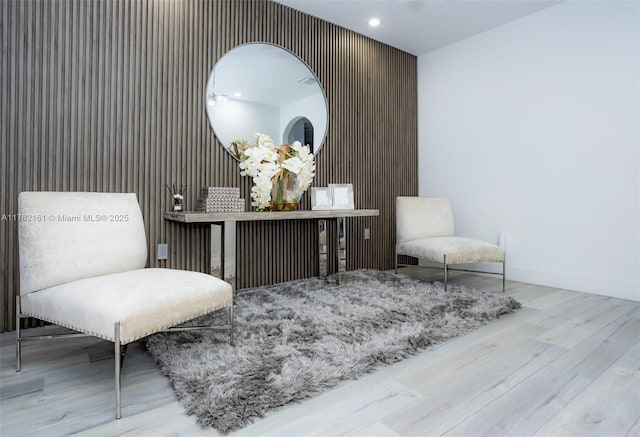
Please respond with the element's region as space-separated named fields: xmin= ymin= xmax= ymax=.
xmin=157 ymin=243 xmax=168 ymax=260
xmin=364 ymin=228 xmax=370 ymax=240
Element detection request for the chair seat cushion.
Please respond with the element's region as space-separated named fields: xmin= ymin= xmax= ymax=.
xmin=397 ymin=236 xmax=505 ymax=265
xmin=21 ymin=268 xmax=233 ymax=344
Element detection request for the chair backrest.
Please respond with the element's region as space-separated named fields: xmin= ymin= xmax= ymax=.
xmin=18 ymin=192 xmax=148 ymax=294
xmin=396 ymin=196 xmax=455 ymax=245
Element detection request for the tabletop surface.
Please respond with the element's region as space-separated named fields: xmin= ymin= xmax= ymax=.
xmin=164 ymin=209 xmax=380 ymax=223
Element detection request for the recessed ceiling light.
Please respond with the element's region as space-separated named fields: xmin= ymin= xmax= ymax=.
xmin=233 ymin=92 xmax=242 ymax=97
xmin=368 ymin=18 xmax=381 ymax=27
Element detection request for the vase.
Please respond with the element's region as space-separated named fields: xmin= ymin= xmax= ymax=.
xmin=270 ymin=170 xmax=300 ymax=211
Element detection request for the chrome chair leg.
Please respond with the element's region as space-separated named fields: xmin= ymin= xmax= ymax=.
xmin=114 ymin=322 xmax=122 ymax=420
xmin=444 ymin=254 xmax=448 ymax=291
xmin=502 ymin=258 xmax=506 ymax=292
xmin=228 ymin=305 xmax=234 ymax=346
xmin=16 ymin=296 xmax=22 ymax=372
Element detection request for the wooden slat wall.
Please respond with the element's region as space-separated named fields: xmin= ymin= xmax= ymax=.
xmin=0 ymin=0 xmax=418 ymax=332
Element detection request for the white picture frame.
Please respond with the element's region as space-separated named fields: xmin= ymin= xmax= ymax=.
xmin=311 ymin=187 xmax=332 ymax=210
xmin=329 ymin=183 xmax=354 ymax=209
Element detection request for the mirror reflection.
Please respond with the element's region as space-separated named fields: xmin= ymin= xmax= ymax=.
xmin=205 ymin=43 xmax=328 ymax=159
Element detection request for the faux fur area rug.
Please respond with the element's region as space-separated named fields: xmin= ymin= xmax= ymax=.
xmin=146 ymin=269 xmax=520 ymax=433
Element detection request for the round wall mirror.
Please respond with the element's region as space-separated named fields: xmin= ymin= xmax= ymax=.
xmin=205 ymin=43 xmax=329 ymax=160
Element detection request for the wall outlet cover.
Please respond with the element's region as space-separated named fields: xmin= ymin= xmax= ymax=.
xmin=157 ymin=243 xmax=168 ymax=260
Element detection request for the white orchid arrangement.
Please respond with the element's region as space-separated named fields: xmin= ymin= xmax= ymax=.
xmin=232 ymin=133 xmax=315 ymax=211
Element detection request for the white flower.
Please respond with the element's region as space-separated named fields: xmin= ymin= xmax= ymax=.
xmin=282 ymin=156 xmax=305 ymax=174
xmin=297 ymin=146 xmax=310 ymax=161
xmin=294 ymin=157 xmax=315 ymax=194
xmin=255 ymin=133 xmax=274 ymax=146
xmin=173 ymin=194 xmax=184 ymax=200
xmin=237 ymin=133 xmax=315 ymax=210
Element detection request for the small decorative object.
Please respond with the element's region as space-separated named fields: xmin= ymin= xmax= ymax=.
xmin=198 ymin=187 xmax=245 ymax=213
xmin=329 ymin=183 xmax=354 ymax=209
xmin=166 ymin=184 xmax=187 ymax=212
xmin=311 ymin=187 xmax=332 ymax=210
xmin=232 ymin=133 xmax=315 ymax=211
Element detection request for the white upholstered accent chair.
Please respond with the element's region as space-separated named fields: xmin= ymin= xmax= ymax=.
xmin=16 ymin=192 xmax=234 ymax=419
xmin=395 ymin=196 xmax=506 ymax=291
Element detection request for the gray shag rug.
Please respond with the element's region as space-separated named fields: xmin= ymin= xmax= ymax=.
xmin=146 ymin=269 xmax=520 ymax=433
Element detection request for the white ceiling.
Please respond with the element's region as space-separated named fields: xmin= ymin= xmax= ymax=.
xmin=275 ymin=0 xmax=562 ymax=56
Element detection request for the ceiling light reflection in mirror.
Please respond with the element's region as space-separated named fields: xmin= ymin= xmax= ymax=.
xmin=205 ymin=43 xmax=329 ymax=160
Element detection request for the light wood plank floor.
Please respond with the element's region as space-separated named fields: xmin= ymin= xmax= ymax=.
xmin=1 ymin=268 xmax=638 ymax=436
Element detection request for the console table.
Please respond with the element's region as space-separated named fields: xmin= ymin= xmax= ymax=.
xmin=164 ymin=209 xmax=379 ymax=289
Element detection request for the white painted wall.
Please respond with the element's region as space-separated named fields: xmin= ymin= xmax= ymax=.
xmin=208 ymin=99 xmax=281 ymax=147
xmin=418 ymin=1 xmax=639 ymax=300
xmin=208 ymin=93 xmax=328 ymax=153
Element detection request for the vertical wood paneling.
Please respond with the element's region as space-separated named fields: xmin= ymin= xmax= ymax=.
xmin=0 ymin=0 xmax=417 ymax=332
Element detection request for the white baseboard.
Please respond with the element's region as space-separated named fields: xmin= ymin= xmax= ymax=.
xmin=417 ymin=259 xmax=639 ymax=302
xmin=505 ymin=265 xmax=639 ymax=302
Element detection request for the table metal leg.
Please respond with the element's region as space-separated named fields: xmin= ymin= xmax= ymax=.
xmin=318 ymin=219 xmax=328 ymax=277
xmin=337 ymin=216 xmax=346 ymax=279
xmin=211 ymin=224 xmax=223 ymax=279
xmin=223 ymin=221 xmax=236 ymax=290
xmin=210 ymin=222 xmax=237 ymax=290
